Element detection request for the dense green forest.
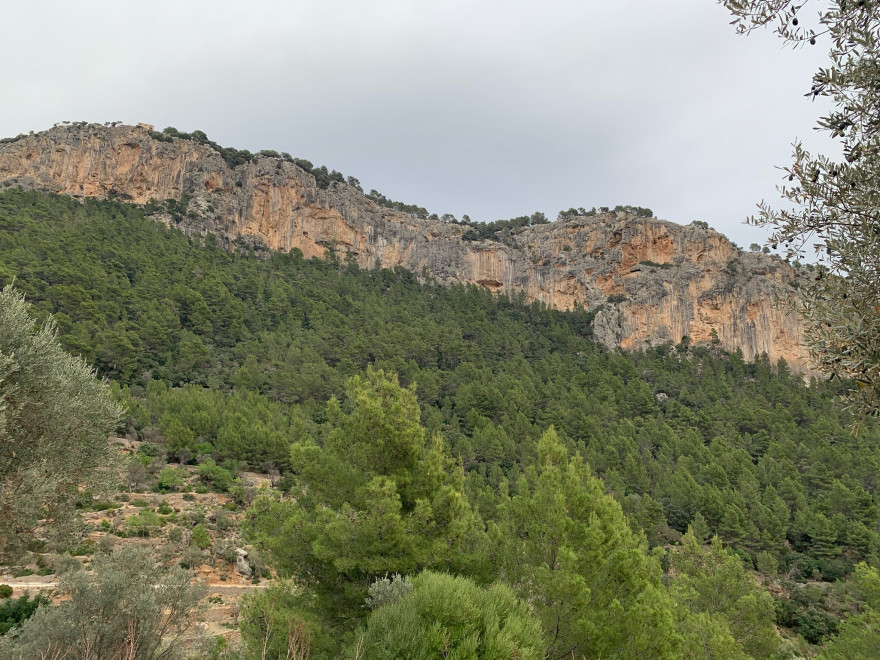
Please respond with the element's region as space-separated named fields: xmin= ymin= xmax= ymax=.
xmin=2 ymin=187 xmax=880 ymax=658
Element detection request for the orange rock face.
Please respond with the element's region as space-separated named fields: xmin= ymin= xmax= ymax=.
xmin=0 ymin=123 xmax=809 ymax=369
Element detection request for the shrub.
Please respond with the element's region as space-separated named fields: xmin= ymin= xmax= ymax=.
xmin=0 ymin=546 xmax=202 ymax=658
xmin=0 ymin=585 xmax=12 ymax=599
xmin=138 ymin=442 xmax=162 ymax=457
xmin=68 ymin=542 xmax=95 ymax=556
xmin=211 ymin=537 xmax=237 ymax=564
xmin=191 ymin=524 xmax=211 ymax=550
xmin=157 ymin=466 xmax=185 ymax=492
xmin=0 ymin=593 xmax=46 ymax=634
xmin=126 ymin=510 xmax=163 ymax=537
xmin=197 ymin=459 xmax=233 ymax=492
xmin=179 ymin=546 xmax=203 ymax=569
xmin=352 ymin=571 xmax=546 ymax=660
xmin=97 ymin=536 xmax=116 ymax=554
xmin=366 ymin=574 xmax=412 ymax=610
xmin=214 ymin=511 xmax=234 ymax=532
xmin=228 ymin=481 xmax=255 ymax=506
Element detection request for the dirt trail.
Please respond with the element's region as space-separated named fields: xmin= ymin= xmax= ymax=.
xmin=3 ymin=576 xmax=270 ymax=595
xmin=1 ymin=577 xmax=57 ymax=593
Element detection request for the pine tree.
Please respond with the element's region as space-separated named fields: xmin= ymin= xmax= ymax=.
xmin=670 ymin=531 xmax=781 ymax=659
xmin=493 ymin=427 xmax=680 ymax=660
xmin=818 ymin=563 xmax=880 ymax=659
xmin=243 ymin=368 xmax=487 ymax=623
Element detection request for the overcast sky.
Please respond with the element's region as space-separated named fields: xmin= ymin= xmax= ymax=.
xmin=3 ymin=0 xmax=834 ymax=249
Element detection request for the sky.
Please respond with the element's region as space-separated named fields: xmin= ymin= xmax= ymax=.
xmin=3 ymin=0 xmax=835 ymax=249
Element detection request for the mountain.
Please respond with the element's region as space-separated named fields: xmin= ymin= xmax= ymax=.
xmin=0 ymin=122 xmax=807 ymax=367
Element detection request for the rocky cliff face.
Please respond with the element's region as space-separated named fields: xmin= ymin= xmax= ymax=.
xmin=0 ymin=123 xmax=808 ymax=367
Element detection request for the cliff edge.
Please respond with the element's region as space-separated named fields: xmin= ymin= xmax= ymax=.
xmin=0 ymin=123 xmax=808 ymax=367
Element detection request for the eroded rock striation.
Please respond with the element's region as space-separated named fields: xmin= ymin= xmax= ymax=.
xmin=0 ymin=123 xmax=808 ymax=367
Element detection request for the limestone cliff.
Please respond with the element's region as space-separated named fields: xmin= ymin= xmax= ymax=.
xmin=0 ymin=123 xmax=808 ymax=367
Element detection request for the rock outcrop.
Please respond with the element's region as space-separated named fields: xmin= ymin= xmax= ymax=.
xmin=235 ymin=548 xmax=252 ymax=578
xmin=0 ymin=123 xmax=808 ymax=368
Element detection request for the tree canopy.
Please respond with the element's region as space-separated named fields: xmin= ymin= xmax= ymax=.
xmin=3 ymin=188 xmax=880 ymax=654
xmin=0 ymin=285 xmax=122 ymax=560
xmin=0 ymin=545 xmax=202 ymax=660
xmin=493 ymin=428 xmax=680 ymax=660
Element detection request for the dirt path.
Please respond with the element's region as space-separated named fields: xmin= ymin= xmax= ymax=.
xmin=3 ymin=577 xmax=270 ymax=595
xmin=0 ymin=577 xmax=57 ymax=593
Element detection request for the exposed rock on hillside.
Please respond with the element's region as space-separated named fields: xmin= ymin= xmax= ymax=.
xmin=0 ymin=123 xmax=808 ymax=367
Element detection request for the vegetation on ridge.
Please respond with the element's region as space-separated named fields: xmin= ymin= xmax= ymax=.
xmin=141 ymin=123 xmax=654 ymax=236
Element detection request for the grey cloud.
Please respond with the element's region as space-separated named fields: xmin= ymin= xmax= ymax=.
xmin=2 ymin=0 xmax=836 ymax=249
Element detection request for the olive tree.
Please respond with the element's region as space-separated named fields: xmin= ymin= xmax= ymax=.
xmin=0 ymin=545 xmax=203 ymax=660
xmin=0 ymin=285 xmax=123 ymax=559
xmin=722 ymin=0 xmax=880 ymax=416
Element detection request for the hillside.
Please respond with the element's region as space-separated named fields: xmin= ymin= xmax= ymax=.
xmin=1 ymin=187 xmax=879 ymax=657
xmin=0 ymin=123 xmax=808 ymax=367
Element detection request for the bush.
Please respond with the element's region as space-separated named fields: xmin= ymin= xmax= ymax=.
xmin=127 ymin=510 xmax=163 ymax=537
xmin=215 ymin=511 xmax=234 ymax=532
xmin=0 ymin=585 xmax=12 ymax=599
xmin=239 ymin=587 xmax=333 ymax=659
xmin=228 ymin=481 xmax=255 ymax=506
xmin=138 ymin=442 xmax=162 ymax=457
xmin=798 ymin=609 xmax=840 ymax=644
xmin=366 ymin=574 xmax=412 ymax=610
xmin=179 ymin=546 xmax=204 ymax=569
xmin=197 ymin=459 xmax=233 ymax=492
xmin=97 ymin=536 xmax=116 ymax=554
xmin=0 ymin=593 xmax=46 ymax=634
xmin=352 ymin=571 xmax=546 ymax=660
xmin=68 ymin=542 xmax=95 ymax=556
xmin=0 ymin=546 xmax=202 ymax=658
xmin=157 ymin=466 xmax=186 ymax=492
xmin=211 ymin=537 xmax=237 ymax=564
xmin=191 ymin=524 xmax=211 ymax=550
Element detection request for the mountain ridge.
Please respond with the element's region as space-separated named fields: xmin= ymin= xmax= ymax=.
xmin=0 ymin=122 xmax=808 ymax=368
